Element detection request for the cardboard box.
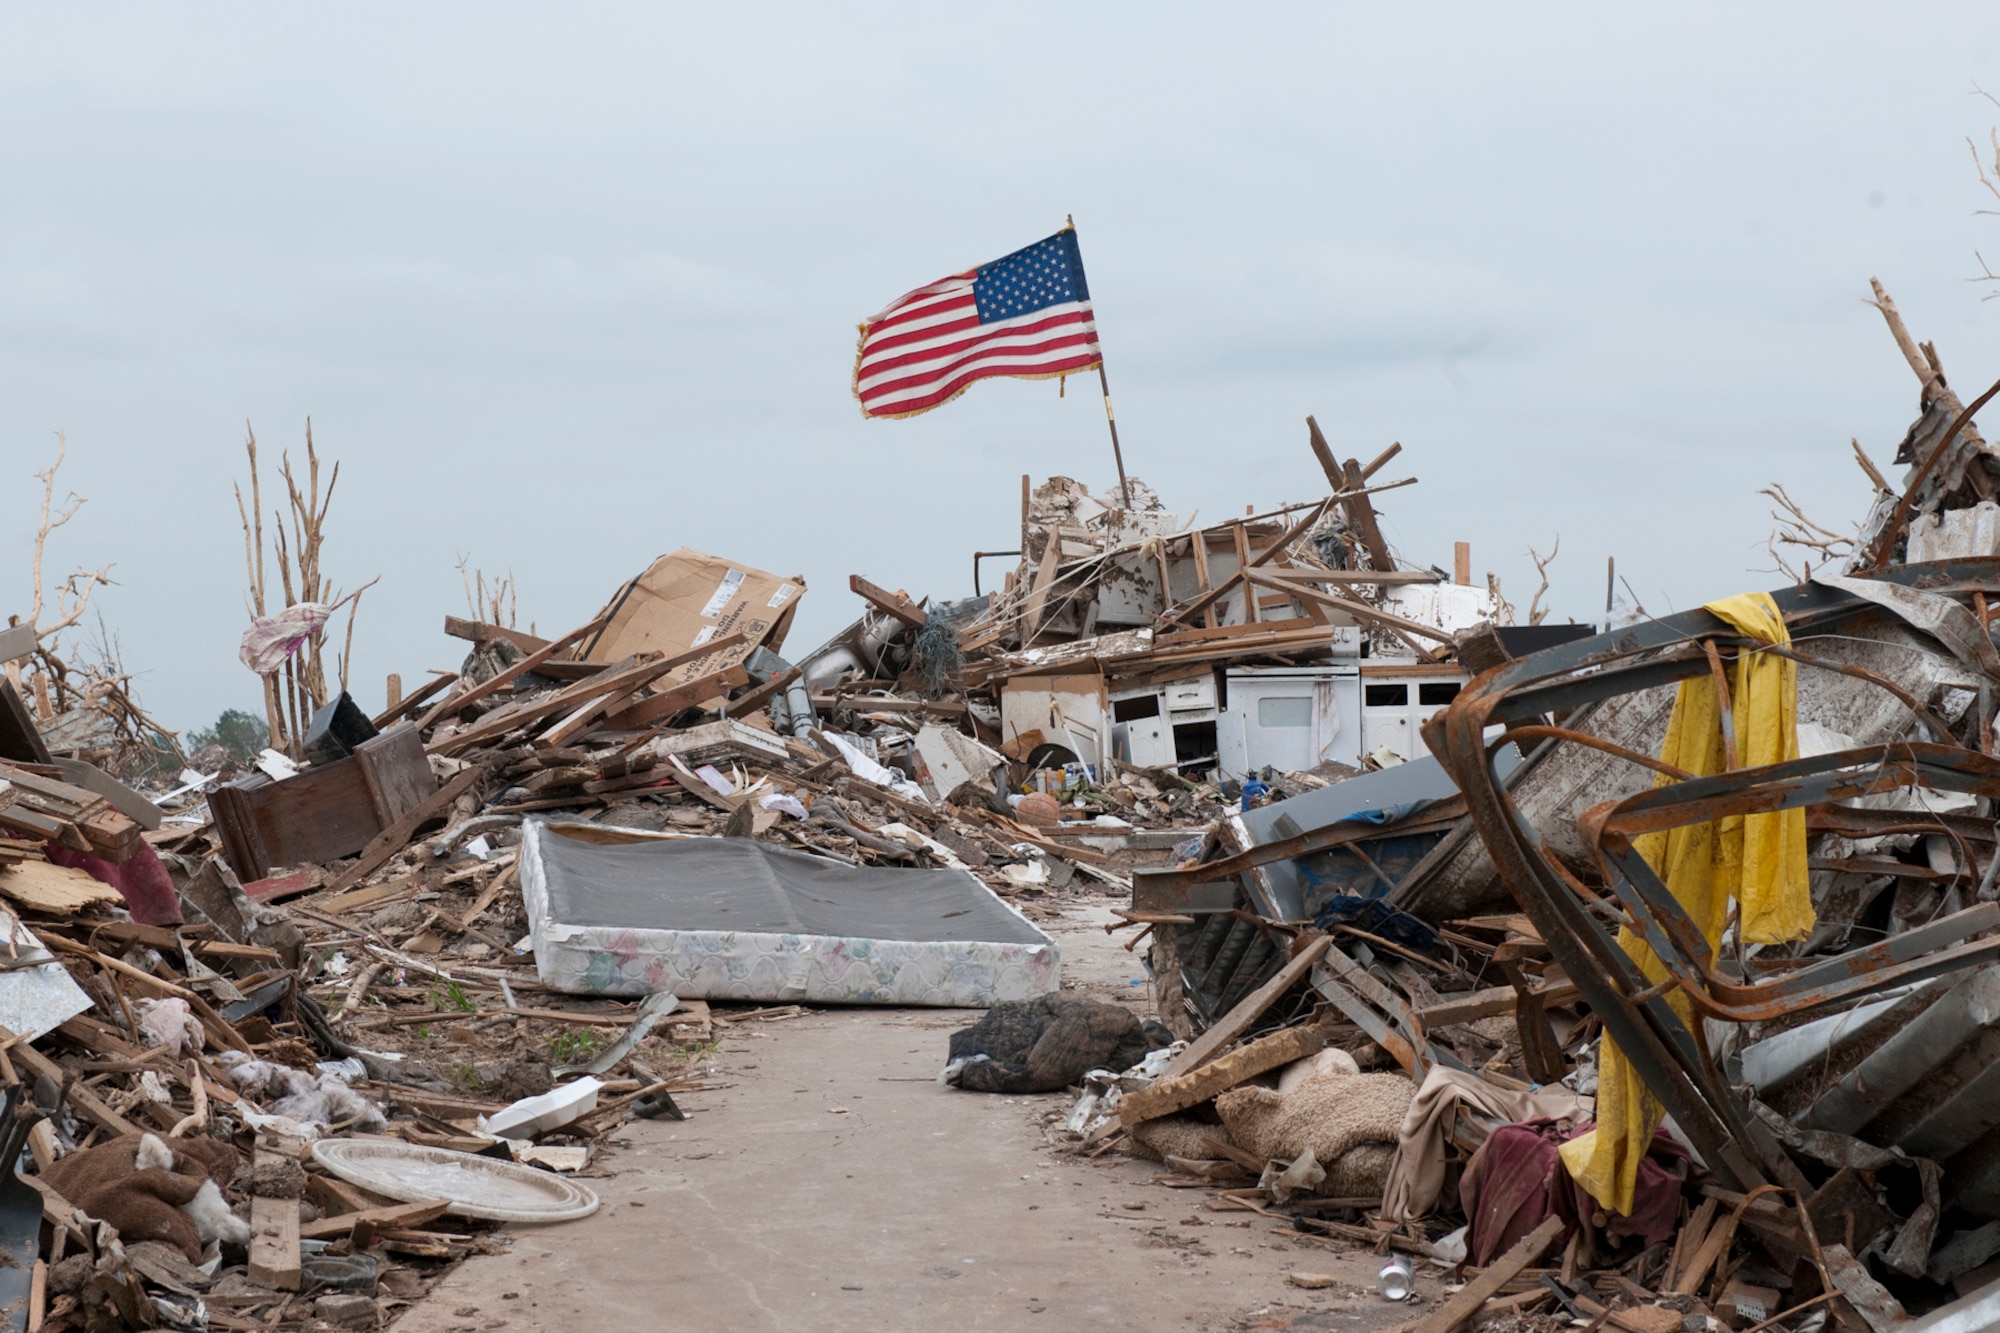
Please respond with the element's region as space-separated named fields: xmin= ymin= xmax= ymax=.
xmin=582 ymin=549 xmax=804 ymax=692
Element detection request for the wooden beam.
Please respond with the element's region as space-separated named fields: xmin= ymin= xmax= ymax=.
xmin=372 ymin=671 xmax=456 ymax=729
xmin=1304 ymin=415 xmax=1344 ymax=491
xmin=1232 ymin=523 xmax=1259 ymax=624
xmin=1256 ymin=568 xmax=1440 ymax=585
xmin=848 ymin=575 xmax=927 ymax=629
xmin=1120 ymin=1021 xmax=1331 ymax=1127
xmin=1188 ymin=525 xmax=1218 ymax=629
xmin=0 ymin=625 xmax=36 ymax=666
xmin=1241 ymin=569 xmax=1454 ymax=646
xmin=1414 ymin=979 xmax=1580 ymax=1028
xmin=1360 ymin=440 xmax=1403 ymax=480
xmin=1386 ymin=1216 xmax=1564 ymax=1333
xmin=441 ymin=617 xmax=551 ymax=654
xmin=536 ymin=657 xmax=687 ymax=748
xmin=247 ymin=1151 xmax=302 ymax=1291
xmin=433 ymin=649 xmax=679 ymax=754
xmin=3 ymin=1034 xmax=141 ymax=1137
xmin=415 ymin=616 xmax=610 ymax=734
xmin=596 ymin=661 xmax=750 ymax=731
xmin=1338 ymin=458 xmax=1395 ymax=573
xmin=1158 ymin=499 xmax=1331 ymax=629
xmin=299 ymin=1198 xmax=449 ymax=1242
xmin=1020 ymin=538 xmax=1063 ymax=641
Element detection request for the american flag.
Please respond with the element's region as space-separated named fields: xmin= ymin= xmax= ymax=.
xmin=852 ymin=228 xmax=1103 ymax=420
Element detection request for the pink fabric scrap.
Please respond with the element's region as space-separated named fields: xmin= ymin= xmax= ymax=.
xmin=44 ymin=840 xmax=183 ymax=927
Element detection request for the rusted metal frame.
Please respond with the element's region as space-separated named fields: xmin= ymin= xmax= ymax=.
xmin=1807 ymin=814 xmax=1986 ymax=893
xmin=1310 ymin=944 xmax=1469 ymax=1077
xmin=1701 ymin=639 xmax=1742 ymax=770
xmin=1585 ymin=744 xmax=2000 ymax=1021
xmin=1495 ymin=725 xmax=1697 ymax=782
xmin=1433 ymin=577 xmax=2000 ymax=1190
xmin=1604 ymin=741 xmax=2000 ymax=834
xmin=1598 ymin=834 xmax=2000 ymax=1021
xmin=1807 ymin=807 xmax=1998 ymax=843
xmin=1439 ymin=655 xmax=1783 ymax=1192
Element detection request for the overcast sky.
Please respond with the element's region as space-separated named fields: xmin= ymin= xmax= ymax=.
xmin=5 ymin=5 xmax=2000 ymax=735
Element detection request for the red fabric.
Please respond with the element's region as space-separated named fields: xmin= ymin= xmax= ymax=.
xmin=1459 ymin=1118 xmax=1686 ymax=1267
xmin=44 ymin=840 xmax=182 ymax=927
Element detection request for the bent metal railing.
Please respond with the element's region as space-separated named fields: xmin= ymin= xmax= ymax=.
xmin=1428 ymin=560 xmax=2000 ymax=1195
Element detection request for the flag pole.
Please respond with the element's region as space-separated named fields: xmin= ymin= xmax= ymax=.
xmin=1098 ymin=363 xmax=1132 ymax=510
xmin=1068 ymin=216 xmax=1132 ymax=509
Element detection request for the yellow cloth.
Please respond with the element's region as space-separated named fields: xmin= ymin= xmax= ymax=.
xmin=1558 ymin=592 xmax=1812 ymax=1215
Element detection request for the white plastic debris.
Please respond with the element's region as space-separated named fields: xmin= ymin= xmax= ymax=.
xmin=758 ymin=793 xmax=809 ymax=820
xmin=478 ymin=1077 xmax=604 ymax=1139
xmin=823 ymin=732 xmax=930 ymax=804
xmin=255 ymin=748 xmax=300 ymax=781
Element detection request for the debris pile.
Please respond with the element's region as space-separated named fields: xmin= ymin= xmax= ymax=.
xmin=1049 ymin=288 xmax=2000 ymax=1332
xmin=5 ymin=277 xmax=2000 ymax=1332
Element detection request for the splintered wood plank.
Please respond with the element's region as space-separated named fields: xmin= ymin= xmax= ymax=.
xmin=1232 ymin=522 xmax=1259 ymax=624
xmin=848 ymin=575 xmax=927 ymax=629
xmin=1386 ymin=1216 xmax=1564 ymax=1333
xmin=299 ymin=1198 xmax=449 ymax=1242
xmin=1339 ymin=457 xmax=1395 ymax=573
xmin=0 ymin=859 xmax=122 ymax=913
xmin=418 ymin=615 xmax=609 ymax=733
xmin=1119 ymin=1021 xmax=1331 ymax=1128
xmin=323 ymin=767 xmax=481 ymax=895
xmin=3 ymin=1035 xmax=141 ymax=1137
xmin=1304 ymin=415 xmax=1345 ymax=492
xmin=248 ymin=1193 xmax=301 ymax=1290
xmin=441 ymin=617 xmax=552 ymax=653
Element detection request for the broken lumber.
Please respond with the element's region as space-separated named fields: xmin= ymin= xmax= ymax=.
xmin=1387 ymin=1215 xmax=1564 ymax=1333
xmin=415 ymin=616 xmax=609 ymax=733
xmin=848 ymin=575 xmax=927 ymax=628
xmin=1161 ymin=936 xmax=1331 ymax=1078
xmin=299 ymin=1198 xmax=449 ymax=1241
xmin=1120 ymin=1021 xmax=1333 ymax=1128
xmin=323 ymin=766 xmax=482 ymax=895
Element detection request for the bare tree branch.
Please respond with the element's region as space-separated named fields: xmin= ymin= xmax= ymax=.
xmin=1525 ymin=535 xmax=1559 ymax=627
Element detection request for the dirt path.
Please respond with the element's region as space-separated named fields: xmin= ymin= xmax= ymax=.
xmin=394 ymin=896 xmax=1421 ymax=1333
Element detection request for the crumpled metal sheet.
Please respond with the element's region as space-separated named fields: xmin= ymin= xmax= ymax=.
xmin=1814 ymin=572 xmax=2000 ymax=684
xmin=1755 ymin=1102 xmax=1942 ymax=1277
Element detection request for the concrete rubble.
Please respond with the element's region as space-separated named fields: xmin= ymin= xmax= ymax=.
xmin=0 ymin=282 xmax=1999 ymax=1332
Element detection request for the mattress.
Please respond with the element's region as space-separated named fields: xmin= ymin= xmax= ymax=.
xmin=519 ymin=820 xmax=1061 ymax=1005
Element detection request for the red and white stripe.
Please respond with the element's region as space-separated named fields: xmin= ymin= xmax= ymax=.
xmin=852 ymin=273 xmax=1101 ymax=419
